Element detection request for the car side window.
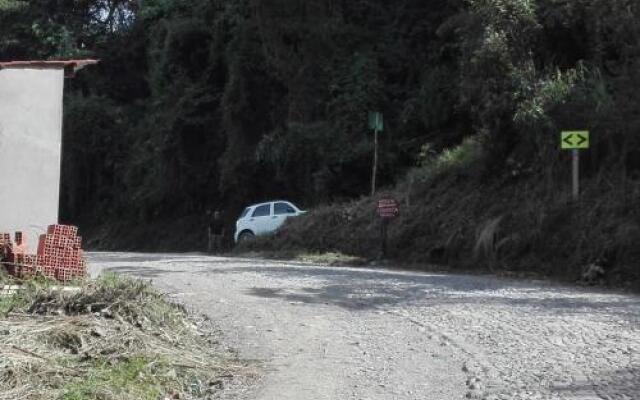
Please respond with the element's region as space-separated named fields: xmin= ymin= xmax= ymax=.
xmin=252 ymin=204 xmax=271 ymax=217
xmin=274 ymin=202 xmax=296 ymax=215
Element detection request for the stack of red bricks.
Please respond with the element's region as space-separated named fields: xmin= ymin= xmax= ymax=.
xmin=9 ymin=254 xmax=40 ymax=278
xmin=0 ymin=233 xmax=35 ymax=278
xmin=37 ymin=225 xmax=86 ymax=282
xmin=0 ymin=225 xmax=86 ymax=282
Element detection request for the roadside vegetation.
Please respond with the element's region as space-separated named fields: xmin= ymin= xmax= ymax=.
xmin=0 ymin=273 xmax=249 ymax=400
xmin=1 ymin=1 xmax=639 ymax=287
xmin=241 ymin=136 xmax=640 ymax=290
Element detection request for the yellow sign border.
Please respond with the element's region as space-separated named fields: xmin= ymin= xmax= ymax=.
xmin=561 ymin=131 xmax=590 ymax=150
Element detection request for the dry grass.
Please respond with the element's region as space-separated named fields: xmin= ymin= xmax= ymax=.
xmin=0 ymin=273 xmax=253 ymax=400
xmin=473 ymin=216 xmax=504 ymax=271
xmin=294 ymin=252 xmax=367 ymax=266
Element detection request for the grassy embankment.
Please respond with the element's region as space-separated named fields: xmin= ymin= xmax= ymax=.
xmin=239 ymin=138 xmax=640 ymax=291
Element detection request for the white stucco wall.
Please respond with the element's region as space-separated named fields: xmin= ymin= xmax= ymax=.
xmin=0 ymin=67 xmax=65 ymax=249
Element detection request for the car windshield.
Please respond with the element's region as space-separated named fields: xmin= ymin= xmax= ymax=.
xmin=240 ymin=207 xmax=250 ymax=218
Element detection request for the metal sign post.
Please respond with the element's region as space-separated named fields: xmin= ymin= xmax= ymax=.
xmin=369 ymin=112 xmax=384 ymax=196
xmin=561 ymin=131 xmax=590 ymax=201
xmin=572 ymin=149 xmax=579 ymax=201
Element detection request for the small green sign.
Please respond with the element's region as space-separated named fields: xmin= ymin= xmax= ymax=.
xmin=561 ymin=131 xmax=589 ymax=150
xmin=368 ymin=112 xmax=384 ymax=132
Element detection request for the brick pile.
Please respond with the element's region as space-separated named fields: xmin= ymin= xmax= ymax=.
xmin=0 ymin=225 xmax=86 ymax=283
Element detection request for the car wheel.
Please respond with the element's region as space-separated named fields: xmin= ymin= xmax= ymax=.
xmin=239 ymin=231 xmax=255 ymax=243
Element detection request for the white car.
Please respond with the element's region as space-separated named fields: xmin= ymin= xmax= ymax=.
xmin=234 ymin=200 xmax=306 ymax=243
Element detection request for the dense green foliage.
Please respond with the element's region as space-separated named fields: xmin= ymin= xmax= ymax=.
xmin=1 ymin=1 xmax=639 ymax=251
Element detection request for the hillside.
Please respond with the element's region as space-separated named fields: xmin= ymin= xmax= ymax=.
xmin=243 ymin=138 xmax=640 ymax=290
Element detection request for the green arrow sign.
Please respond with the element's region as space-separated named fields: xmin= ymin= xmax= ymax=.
xmin=561 ymin=131 xmax=590 ymax=150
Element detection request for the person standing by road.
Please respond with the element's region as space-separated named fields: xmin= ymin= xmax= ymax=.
xmin=207 ymin=210 xmax=225 ymax=253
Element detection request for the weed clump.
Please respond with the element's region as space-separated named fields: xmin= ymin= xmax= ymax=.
xmin=0 ymin=273 xmax=252 ymax=400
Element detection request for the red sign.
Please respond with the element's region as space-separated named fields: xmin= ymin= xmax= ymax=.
xmin=377 ymin=197 xmax=399 ymax=219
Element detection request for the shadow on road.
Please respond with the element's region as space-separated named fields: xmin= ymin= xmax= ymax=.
xmin=550 ymin=367 xmax=640 ymax=398
xmin=244 ymin=280 xmax=640 ymax=320
xmin=91 ymin=254 xmax=640 ymax=323
xmin=228 ymin=267 xmax=640 ymax=327
xmin=103 ymin=265 xmax=188 ymax=279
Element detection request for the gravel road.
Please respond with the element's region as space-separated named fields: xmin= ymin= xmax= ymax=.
xmin=88 ymin=253 xmax=640 ymax=400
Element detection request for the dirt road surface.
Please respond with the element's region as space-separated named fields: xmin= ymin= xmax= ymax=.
xmin=88 ymin=253 xmax=640 ymax=400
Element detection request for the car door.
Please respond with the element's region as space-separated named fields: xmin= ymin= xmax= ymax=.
xmin=272 ymin=202 xmax=298 ymax=230
xmin=250 ymin=204 xmax=273 ymax=235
